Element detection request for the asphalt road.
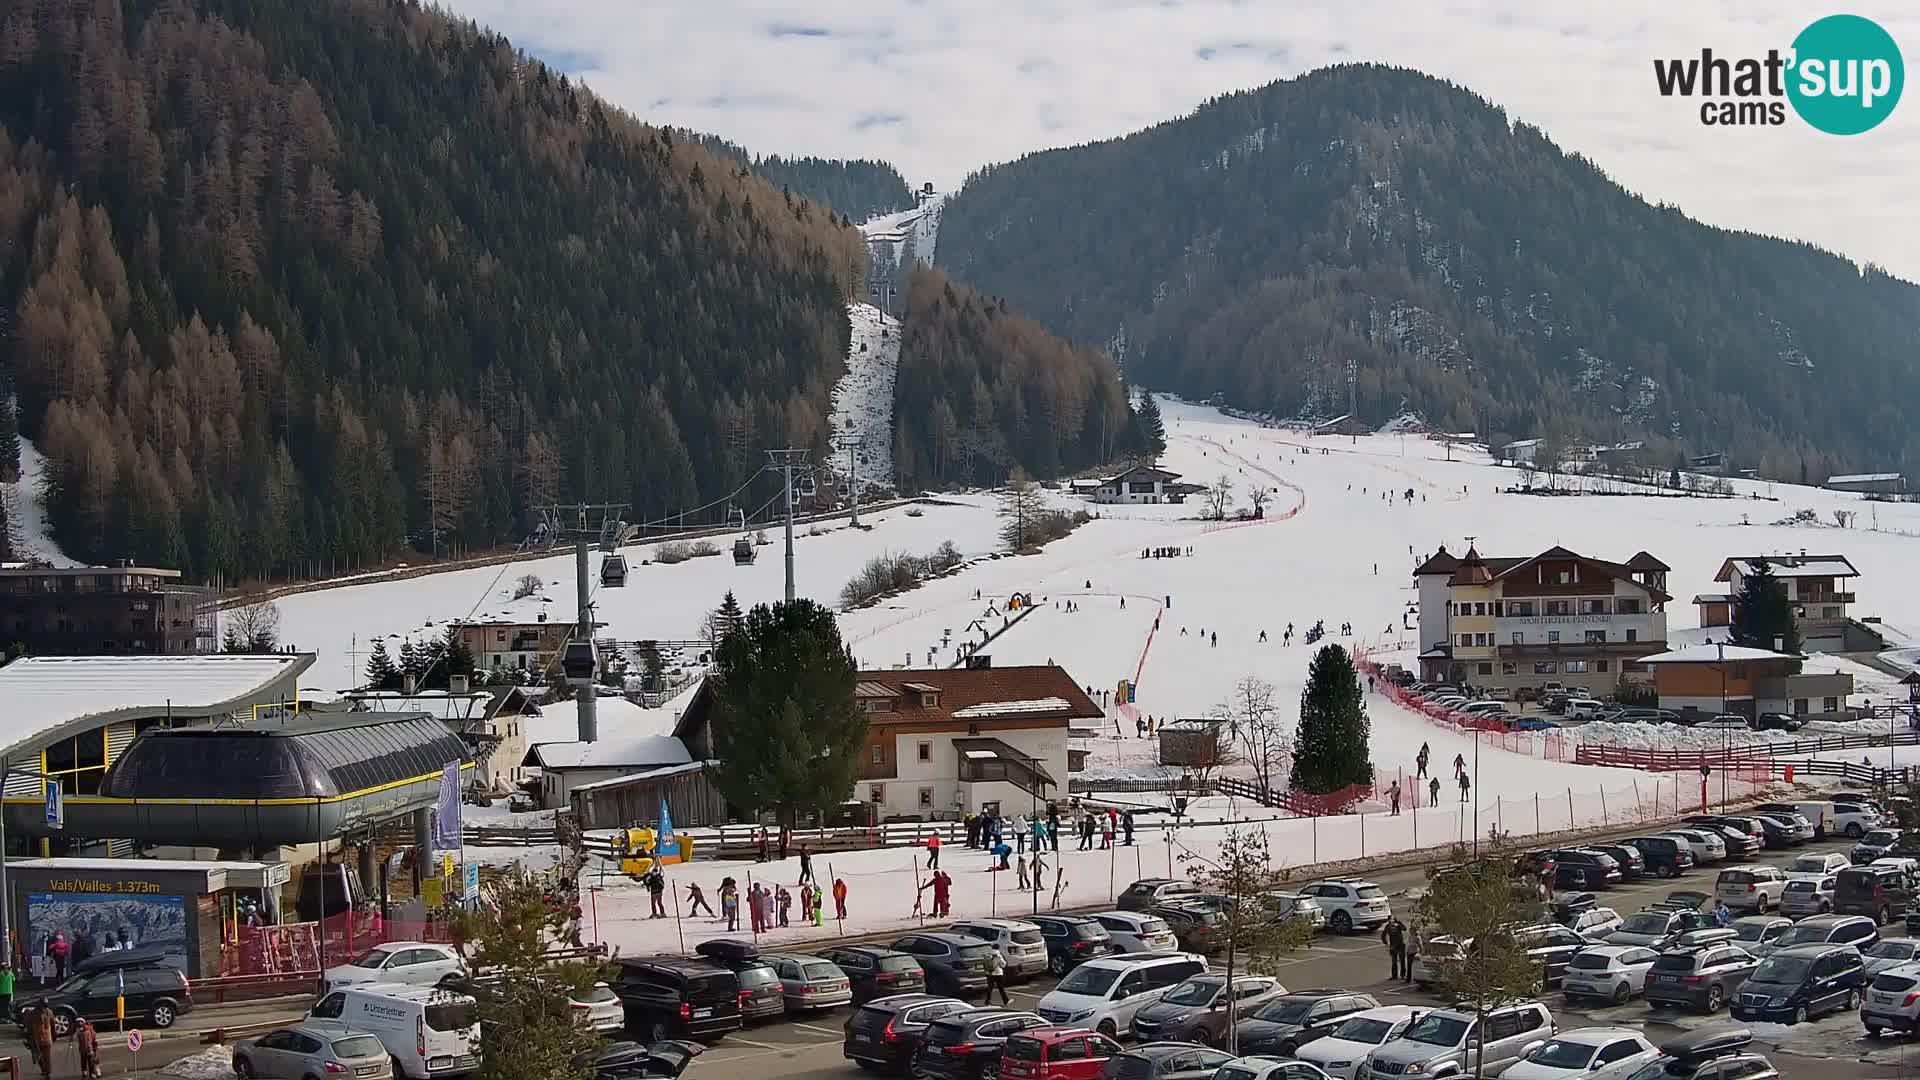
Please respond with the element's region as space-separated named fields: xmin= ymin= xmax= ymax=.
xmin=685 ymin=833 xmax=1920 ymax=1080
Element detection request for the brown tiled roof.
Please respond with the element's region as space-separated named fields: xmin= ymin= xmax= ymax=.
xmin=1412 ymin=547 xmax=1459 ymax=575
xmin=1449 ymin=545 xmax=1674 ymax=602
xmin=1450 ymin=546 xmax=1494 ymax=586
xmin=855 ymin=666 xmax=1104 ymax=726
xmin=1627 ymin=551 xmax=1671 ymax=572
xmin=854 ymin=681 xmax=895 ymax=699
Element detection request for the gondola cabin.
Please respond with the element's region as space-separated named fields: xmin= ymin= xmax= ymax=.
xmin=732 ymin=537 xmax=756 ymax=565
xmin=600 ymin=553 xmax=628 ymax=587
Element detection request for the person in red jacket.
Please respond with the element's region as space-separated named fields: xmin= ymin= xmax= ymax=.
xmin=926 ymin=830 xmax=942 ymax=870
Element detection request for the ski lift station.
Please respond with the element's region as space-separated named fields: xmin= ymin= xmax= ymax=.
xmin=0 ymin=654 xmax=473 ymax=861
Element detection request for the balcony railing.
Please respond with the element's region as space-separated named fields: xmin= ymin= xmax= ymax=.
xmin=1795 ymin=592 xmax=1855 ymax=605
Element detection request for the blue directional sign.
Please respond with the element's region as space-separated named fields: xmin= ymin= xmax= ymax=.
xmin=44 ymin=779 xmax=62 ymax=831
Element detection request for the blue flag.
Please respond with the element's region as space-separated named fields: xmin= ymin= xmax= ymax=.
xmin=656 ymin=798 xmax=679 ymax=858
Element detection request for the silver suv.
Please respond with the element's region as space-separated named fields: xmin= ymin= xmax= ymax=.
xmin=1365 ymin=1002 xmax=1555 ymax=1078
xmin=1301 ymin=880 xmax=1392 ymax=934
xmin=1863 ymin=961 xmax=1920 ymax=1036
xmin=1778 ymin=876 xmax=1836 ymax=918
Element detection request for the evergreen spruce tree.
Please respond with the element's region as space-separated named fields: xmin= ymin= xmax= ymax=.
xmin=365 ymin=639 xmax=402 ymax=690
xmin=398 ymin=639 xmax=427 ymax=685
xmin=434 ymin=626 xmax=475 ymax=688
xmin=716 ymin=591 xmax=745 ymax=642
xmin=1136 ymin=392 xmax=1167 ymax=456
xmin=1731 ymin=557 xmax=1802 ymax=655
xmin=709 ymin=598 xmax=869 ymax=825
xmin=1289 ymin=644 xmax=1373 ymax=794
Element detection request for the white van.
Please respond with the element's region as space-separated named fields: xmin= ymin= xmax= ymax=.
xmin=307 ymin=984 xmax=480 ymax=1079
xmin=1034 ymin=952 xmax=1207 ymax=1039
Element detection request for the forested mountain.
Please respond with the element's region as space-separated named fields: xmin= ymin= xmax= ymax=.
xmin=0 ymin=0 xmax=866 ymax=581
xmin=938 ymin=64 xmax=1920 ymax=478
xmin=685 ymin=132 xmax=913 ymax=222
xmin=893 ymin=265 xmax=1150 ymax=490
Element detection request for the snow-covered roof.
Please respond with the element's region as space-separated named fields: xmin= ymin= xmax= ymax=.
xmin=570 ymin=761 xmax=707 ymax=793
xmin=1827 ymin=473 xmax=1903 ymax=484
xmin=524 ymin=695 xmax=675 ymax=746
xmin=1692 ymin=594 xmax=1734 ymax=604
xmin=1503 ymin=439 xmax=1542 ymax=449
xmin=525 ymin=732 xmax=693 ymax=771
xmin=1637 ymin=645 xmax=1799 ymax=664
xmin=1720 ymin=556 xmax=1859 ymax=580
xmin=0 ymin=654 xmax=314 ymax=758
xmin=951 ymin=697 xmax=1073 ymax=718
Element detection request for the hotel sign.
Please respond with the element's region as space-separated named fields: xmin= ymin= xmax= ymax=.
xmin=1506 ymin=615 xmax=1611 ymax=626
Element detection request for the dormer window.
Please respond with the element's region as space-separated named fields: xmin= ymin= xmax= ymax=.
xmin=921 ymin=693 xmax=938 ymax=708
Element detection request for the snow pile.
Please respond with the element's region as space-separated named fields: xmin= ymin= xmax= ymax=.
xmin=860 ymin=193 xmax=944 ymax=268
xmin=1 ymin=431 xmax=80 ymax=566
xmin=160 ymin=1048 xmax=235 ymax=1080
xmin=826 ymin=302 xmax=900 ymax=496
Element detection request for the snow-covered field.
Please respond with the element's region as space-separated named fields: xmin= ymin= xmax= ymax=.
xmin=826 ymin=302 xmax=900 ymax=495
xmin=2 ymin=428 xmax=79 ymax=567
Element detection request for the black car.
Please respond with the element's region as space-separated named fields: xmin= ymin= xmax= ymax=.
xmin=1853 ymin=829 xmax=1904 ymax=864
xmin=821 ymin=945 xmax=927 ymax=1004
xmin=1589 ymin=843 xmax=1648 ymax=881
xmin=1547 ymin=849 xmax=1623 ymax=890
xmin=1753 ymin=712 xmax=1805 ymax=732
xmin=1623 ymin=836 xmax=1697 ymax=878
xmin=576 ymin=1039 xmax=703 ymax=1080
xmin=14 ymin=953 xmax=194 ymax=1035
xmin=917 ymin=1008 xmax=1048 ymax=1080
xmin=1766 ymin=914 xmax=1879 ymax=952
xmin=1512 ymin=923 xmax=1591 ymax=987
xmin=1100 ymin=1043 xmax=1236 ymax=1080
xmin=1030 ymin=916 xmax=1118 ymax=976
xmin=1751 ymin=816 xmax=1802 ymax=850
xmin=1731 ymin=944 xmax=1866 ymax=1024
xmin=1645 ymin=944 xmax=1759 ymax=1012
xmin=692 ymin=940 xmax=785 ymax=1022
xmin=843 ymin=994 xmax=973 ymax=1074
xmin=892 ymin=933 xmax=994 ymax=998
xmin=1151 ymin=903 xmax=1225 ymax=954
xmin=1232 ymin=991 xmax=1381 ymax=1057
xmin=1684 ymin=819 xmax=1761 ymax=857
xmin=609 ymin=957 xmax=742 ymax=1043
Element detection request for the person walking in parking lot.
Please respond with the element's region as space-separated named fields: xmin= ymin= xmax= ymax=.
xmin=1380 ymin=916 xmax=1410 ymax=982
xmin=983 ymin=949 xmax=1010 ymax=1006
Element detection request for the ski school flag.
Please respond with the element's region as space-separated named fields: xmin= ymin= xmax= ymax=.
xmin=656 ymin=798 xmax=679 ymax=858
xmin=432 ymin=761 xmax=462 ymax=851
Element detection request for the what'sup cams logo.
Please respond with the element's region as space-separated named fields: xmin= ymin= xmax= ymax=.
xmin=1654 ymin=14 xmax=1904 ymax=133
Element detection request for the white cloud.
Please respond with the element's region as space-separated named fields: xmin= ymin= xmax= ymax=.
xmin=439 ymin=0 xmax=1920 ymax=279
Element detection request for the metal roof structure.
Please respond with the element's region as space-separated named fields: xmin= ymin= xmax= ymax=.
xmin=1636 ymin=645 xmax=1800 ymax=664
xmin=0 ymin=653 xmax=313 ymax=759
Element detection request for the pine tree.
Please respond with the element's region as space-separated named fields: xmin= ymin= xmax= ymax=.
xmin=1136 ymin=392 xmax=1167 ymax=455
xmin=398 ymin=639 xmax=427 ymax=685
xmin=708 ymin=598 xmax=869 ymax=825
xmin=434 ymin=625 xmax=475 ymax=688
xmin=450 ymin=867 xmax=606 ymax=1080
xmin=365 ymin=639 xmax=401 ymax=690
xmin=1290 ymin=644 xmax=1373 ymax=794
xmin=1731 ymin=557 xmax=1802 ymax=655
xmin=1413 ymin=836 xmax=1546 ymax=1075
xmin=998 ymin=467 xmax=1048 ymax=550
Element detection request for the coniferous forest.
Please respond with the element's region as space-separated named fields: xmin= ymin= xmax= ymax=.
xmin=0 ymin=0 xmax=867 ymax=579
xmin=682 ymin=133 xmax=914 ymax=223
xmin=938 ymin=64 xmax=1920 ymax=479
xmin=892 ymin=264 xmax=1150 ymax=491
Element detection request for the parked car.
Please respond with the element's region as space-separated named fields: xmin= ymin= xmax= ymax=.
xmin=1755 ymin=914 xmax=1878 ymax=956
xmin=1030 ymin=916 xmax=1120 ymax=977
xmin=1568 ymin=907 xmax=1624 ymax=942
xmin=1289 ymin=1006 xmax=1422 ymax=1080
xmin=1117 ymin=879 xmax=1201 ymax=913
xmin=1298 ymin=880 xmax=1392 ymax=934
xmin=1413 ymin=923 xmax=1587 ymax=988
xmin=323 ymin=942 xmax=465 ymax=994
xmin=916 ymin=1008 xmax=1049 ymax=1080
xmin=1606 ymin=908 xmax=1713 ymax=949
xmin=1644 ymin=944 xmax=1758 ymax=1012
xmin=1697 ymin=715 xmax=1750 ymax=730
xmin=1100 ymin=1043 xmax=1236 ymax=1080
xmin=1779 ymin=876 xmax=1838 ymax=919
xmin=1832 ymin=802 xmax=1884 ymax=838
xmin=1233 ymin=991 xmax=1382 ymax=1058
xmin=951 ymin=919 xmax=1052 ymax=979
xmin=891 ymin=934 xmax=996 ymax=999
xmin=1853 ymin=829 xmax=1904 ymax=864
xmin=1789 ymin=852 xmax=1853 ymax=878
xmin=1590 ymin=1027 xmax=1777 ymax=1080
xmin=693 ymin=940 xmax=787 ymax=1021
xmin=575 ymin=1040 xmax=703 ymax=1080
xmin=760 ymin=953 xmax=852 ymax=1011
xmin=1863 ymin=962 xmax=1920 ymax=1036
xmin=1686 ymin=821 xmax=1761 ymax=858
xmin=1364 ymin=1001 xmax=1556 ymax=1080
xmin=1656 ymin=889 xmax=1715 ymax=912
xmin=1091 ymin=912 xmax=1180 ymax=954
xmin=1664 ymin=830 xmax=1728 ymax=865
xmin=819 ymin=945 xmax=926 ymax=1005
xmin=1560 ymin=945 xmax=1661 ymax=1004
xmin=1588 ymin=844 xmax=1648 ymax=881
xmin=1751 ymin=814 xmax=1812 ymax=848
xmin=570 ymin=983 xmax=627 ymax=1033
xmin=1731 ymin=943 xmax=1866 ymax=1024
xmin=1260 ymin=892 xmax=1327 ymax=930
xmin=1152 ymin=902 xmax=1226 ymax=954
xmin=1216 ymin=1058 xmax=1332 ymax=1080
xmin=1546 ymin=850 xmax=1623 ymax=890
xmin=14 ymin=952 xmax=194 ymax=1036
xmin=1621 ymin=836 xmax=1696 ymax=878
xmin=608 ymin=957 xmax=743 ymax=1043
xmin=1565 ymin=698 xmax=1609 ymax=721
xmin=233 ymin=1023 xmax=392 ymax=1080
xmin=841 ymin=993 xmax=972 ymax=1074
xmin=1715 ymin=866 xmax=1788 ymax=913
xmin=1727 ymin=917 xmax=1792 ymax=954
xmin=1835 ymin=864 xmax=1915 ymax=924
xmin=1502 ymin=1028 xmax=1658 ymax=1080
xmin=1034 ymin=953 xmax=1208 ymax=1039
xmin=1862 ymin=939 xmax=1920 ymax=977
xmin=1000 ymin=1027 xmax=1123 ymax=1080
xmin=1128 ymin=974 xmax=1287 ymax=1045
xmin=304 ymin=986 xmax=478 ymax=1080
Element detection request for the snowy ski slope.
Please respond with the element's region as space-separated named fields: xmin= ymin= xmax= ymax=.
xmin=1 ymin=429 xmax=79 ymax=567
xmin=826 ymin=303 xmax=900 ymax=495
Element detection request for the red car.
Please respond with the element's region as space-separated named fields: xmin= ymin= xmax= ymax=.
xmin=1000 ymin=1028 xmax=1123 ymax=1080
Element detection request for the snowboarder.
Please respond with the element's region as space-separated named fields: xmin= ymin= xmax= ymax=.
xmin=833 ymin=877 xmax=849 ymax=920
xmin=992 ymin=841 xmax=1012 ymax=870
xmin=687 ymin=882 xmax=714 ymax=918
xmin=1429 ymin=777 xmax=1441 ymax=807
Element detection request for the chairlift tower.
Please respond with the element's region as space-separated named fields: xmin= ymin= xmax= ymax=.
xmin=833 ymin=433 xmax=866 ymax=527
xmin=767 ymin=449 xmax=816 ymax=603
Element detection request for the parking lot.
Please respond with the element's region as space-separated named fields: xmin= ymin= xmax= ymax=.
xmin=681 ymin=825 xmax=1920 ymax=1080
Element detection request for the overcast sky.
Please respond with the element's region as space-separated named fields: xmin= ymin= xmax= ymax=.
xmin=439 ymin=1 xmax=1919 ymax=281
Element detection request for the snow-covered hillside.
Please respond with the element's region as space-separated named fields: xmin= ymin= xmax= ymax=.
xmin=861 ymin=193 xmax=944 ymax=268
xmin=826 ymin=303 xmax=899 ymax=495
xmin=1 ymin=432 xmax=80 ymax=567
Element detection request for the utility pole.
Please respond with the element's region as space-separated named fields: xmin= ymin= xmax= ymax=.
xmin=1347 ymin=357 xmax=1358 ymax=445
xmin=575 ymin=541 xmax=597 ymax=742
xmin=767 ymin=450 xmax=815 ymax=603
